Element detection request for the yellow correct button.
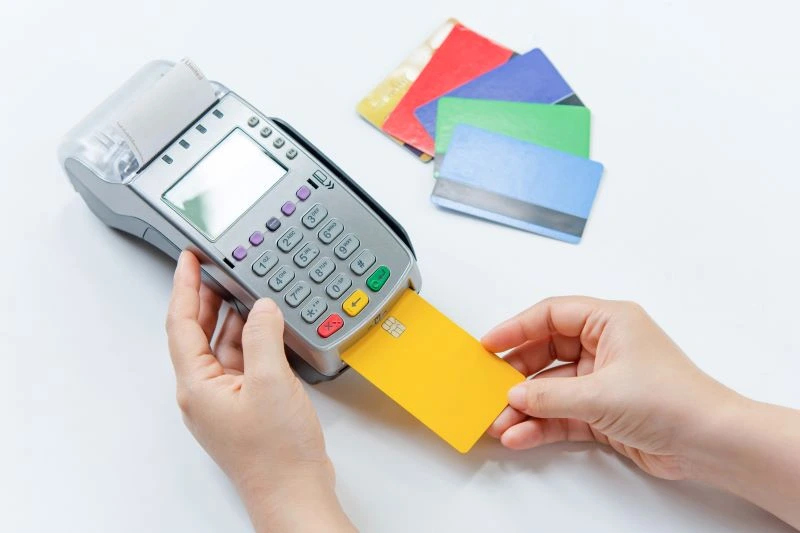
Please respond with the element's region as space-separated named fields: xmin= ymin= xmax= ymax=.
xmin=342 ymin=289 xmax=369 ymax=317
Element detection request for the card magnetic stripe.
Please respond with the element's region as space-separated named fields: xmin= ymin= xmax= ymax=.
xmin=434 ymin=125 xmax=604 ymax=243
xmin=438 ymin=125 xmax=602 ymax=217
xmin=431 ymin=178 xmax=587 ymax=239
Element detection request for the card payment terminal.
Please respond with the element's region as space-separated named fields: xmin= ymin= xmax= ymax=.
xmin=59 ymin=60 xmax=421 ymax=383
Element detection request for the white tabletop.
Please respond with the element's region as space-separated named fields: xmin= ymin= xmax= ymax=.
xmin=2 ymin=1 xmax=799 ymax=531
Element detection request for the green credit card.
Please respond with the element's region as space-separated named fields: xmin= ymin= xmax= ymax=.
xmin=434 ymin=97 xmax=591 ymax=176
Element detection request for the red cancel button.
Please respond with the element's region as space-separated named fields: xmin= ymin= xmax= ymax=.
xmin=317 ymin=313 xmax=345 ymax=338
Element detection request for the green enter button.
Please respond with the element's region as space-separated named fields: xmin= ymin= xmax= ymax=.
xmin=366 ymin=265 xmax=391 ymax=292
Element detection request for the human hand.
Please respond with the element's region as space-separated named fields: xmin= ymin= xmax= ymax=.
xmin=166 ymin=251 xmax=354 ymax=532
xmin=481 ymin=296 xmax=739 ymax=481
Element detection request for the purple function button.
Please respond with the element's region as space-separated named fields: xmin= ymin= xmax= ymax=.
xmin=249 ymin=231 xmax=264 ymax=246
xmin=296 ymin=186 xmax=311 ymax=201
xmin=232 ymin=246 xmax=248 ymax=261
xmin=281 ymin=201 xmax=296 ymax=216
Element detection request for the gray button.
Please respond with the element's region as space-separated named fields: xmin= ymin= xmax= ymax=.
xmin=284 ymin=282 xmax=312 ymax=308
xmin=252 ymin=250 xmax=279 ymax=277
xmin=277 ymin=226 xmax=303 ymax=252
xmin=260 ymin=126 xmax=272 ymax=138
xmin=334 ymin=233 xmax=360 ymax=259
xmin=318 ymin=218 xmax=344 ymax=244
xmin=326 ymin=273 xmax=352 ymax=300
xmin=268 ymin=266 xmax=295 ymax=292
xmin=266 ymin=217 xmax=281 ymax=232
xmin=293 ymin=243 xmax=320 ymax=268
xmin=301 ymin=296 xmax=328 ymax=324
xmin=309 ymin=257 xmax=336 ymax=283
xmin=301 ymin=203 xmax=328 ymax=229
xmin=350 ymin=250 xmax=376 ymax=275
xmin=273 ymin=137 xmax=285 ymax=148
xmin=286 ymin=148 xmax=298 ymax=159
xmin=248 ymin=116 xmax=260 ymax=127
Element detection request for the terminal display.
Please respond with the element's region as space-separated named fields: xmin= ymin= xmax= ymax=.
xmin=163 ymin=129 xmax=287 ymax=240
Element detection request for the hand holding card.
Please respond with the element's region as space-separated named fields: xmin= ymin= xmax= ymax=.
xmin=342 ymin=289 xmax=524 ymax=453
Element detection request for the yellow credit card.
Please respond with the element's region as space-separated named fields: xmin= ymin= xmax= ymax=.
xmin=342 ymin=289 xmax=525 ymax=453
xmin=355 ymin=19 xmax=458 ymax=162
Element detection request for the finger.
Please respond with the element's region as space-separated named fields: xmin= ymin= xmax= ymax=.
xmin=487 ymin=405 xmax=527 ymax=439
xmin=490 ymin=363 xmax=584 ymax=438
xmin=214 ymin=307 xmax=245 ymax=372
xmin=507 ymin=374 xmax=602 ymax=422
xmin=481 ymin=296 xmax=609 ymax=354
xmin=198 ymin=284 xmax=223 ymax=340
xmin=500 ymin=417 xmax=596 ymax=450
xmin=166 ymin=252 xmax=224 ymax=382
xmin=502 ymin=334 xmax=583 ymax=376
xmin=241 ymin=298 xmax=291 ymax=382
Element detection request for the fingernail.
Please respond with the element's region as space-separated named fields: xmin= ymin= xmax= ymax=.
xmin=481 ymin=321 xmax=509 ymax=347
xmin=174 ymin=252 xmax=186 ymax=278
xmin=508 ymin=383 xmax=528 ymax=407
xmin=253 ymin=298 xmax=278 ymax=313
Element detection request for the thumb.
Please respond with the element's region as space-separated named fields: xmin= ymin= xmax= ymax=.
xmin=241 ymin=299 xmax=291 ymax=381
xmin=508 ymin=375 xmax=602 ymax=422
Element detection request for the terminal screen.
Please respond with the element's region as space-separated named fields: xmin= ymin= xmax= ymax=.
xmin=163 ymin=128 xmax=287 ymax=241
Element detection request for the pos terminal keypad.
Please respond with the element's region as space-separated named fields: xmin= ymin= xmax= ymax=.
xmin=234 ymin=189 xmax=391 ymax=339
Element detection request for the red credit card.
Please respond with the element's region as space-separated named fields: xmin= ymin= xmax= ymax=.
xmin=381 ymin=24 xmax=513 ymax=157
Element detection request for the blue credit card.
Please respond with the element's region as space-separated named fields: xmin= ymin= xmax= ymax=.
xmin=431 ymin=125 xmax=603 ymax=243
xmin=415 ymin=48 xmax=582 ymax=141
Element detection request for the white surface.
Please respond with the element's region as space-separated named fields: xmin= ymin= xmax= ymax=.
xmin=1 ymin=1 xmax=799 ymax=531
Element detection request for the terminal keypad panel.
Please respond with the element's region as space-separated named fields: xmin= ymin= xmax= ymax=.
xmin=135 ymin=93 xmax=415 ymax=355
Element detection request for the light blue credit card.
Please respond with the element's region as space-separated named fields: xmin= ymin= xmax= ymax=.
xmin=431 ymin=125 xmax=604 ymax=243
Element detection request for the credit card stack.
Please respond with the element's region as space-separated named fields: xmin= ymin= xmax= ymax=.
xmin=358 ymin=20 xmax=604 ymax=244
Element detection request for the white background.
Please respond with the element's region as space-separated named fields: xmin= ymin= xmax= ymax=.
xmin=1 ymin=1 xmax=799 ymax=531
